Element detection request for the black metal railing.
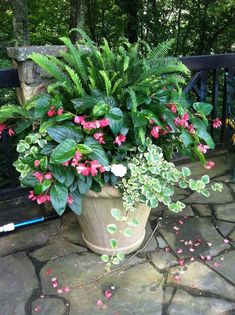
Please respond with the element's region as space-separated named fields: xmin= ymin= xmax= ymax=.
xmin=0 ymin=54 xmax=235 ymax=193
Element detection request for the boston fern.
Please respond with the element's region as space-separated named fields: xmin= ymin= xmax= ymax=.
xmin=1 ymin=30 xmax=220 ymax=216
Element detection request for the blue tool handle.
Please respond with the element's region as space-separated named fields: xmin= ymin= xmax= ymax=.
xmin=15 ymin=217 xmax=45 ymax=228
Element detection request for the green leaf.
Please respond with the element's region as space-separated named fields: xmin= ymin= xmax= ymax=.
xmin=193 ymin=102 xmax=213 ymax=116
xmin=67 ymin=190 xmax=82 ymax=214
xmin=50 ymin=139 xmax=76 ymax=164
xmin=34 ymin=94 xmax=51 ymax=119
xmin=85 ymin=137 xmax=109 ymax=166
xmin=39 ymin=113 xmax=74 ymax=132
xmin=107 ymin=224 xmax=117 ymax=234
xmin=197 ymin=128 xmax=215 ymax=149
xmin=34 ymin=180 xmax=52 ymax=194
xmin=77 ymin=144 xmax=93 ymax=154
xmin=123 ymin=227 xmax=133 ymax=237
xmin=201 ymin=175 xmax=210 ymax=184
xmin=110 ymin=239 xmax=117 ymax=249
xmin=50 ymin=182 xmax=68 ymax=215
xmin=101 ymin=255 xmax=109 ymax=262
xmin=111 ymin=208 xmax=122 ymax=220
xmin=106 ymin=108 xmax=123 ymax=135
xmin=131 ymin=218 xmax=140 ymax=227
xmin=92 ymin=102 xmax=109 ymax=117
xmin=181 ymin=128 xmax=193 ymax=147
xmin=71 ymin=95 xmax=98 ymax=112
xmin=41 ymin=144 xmax=56 ymax=155
xmin=182 ymin=167 xmax=191 ymax=177
xmin=112 ymin=257 xmax=120 ymax=264
xmin=20 ymin=174 xmax=38 ymax=188
xmin=47 ymin=125 xmax=83 ymax=143
xmin=117 ymin=251 xmax=125 ymax=261
xmin=179 ymin=179 xmax=187 ymax=189
xmin=39 ymin=156 xmax=48 ymax=172
xmin=77 ymin=176 xmax=93 ymax=194
xmin=201 ymin=189 xmax=210 ymax=197
xmin=131 ymin=111 xmax=147 ymax=128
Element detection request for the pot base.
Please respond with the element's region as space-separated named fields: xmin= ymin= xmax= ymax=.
xmin=81 ymin=230 xmax=146 ymax=255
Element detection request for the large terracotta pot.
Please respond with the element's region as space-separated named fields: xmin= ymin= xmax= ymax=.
xmin=77 ymin=185 xmax=151 ymax=255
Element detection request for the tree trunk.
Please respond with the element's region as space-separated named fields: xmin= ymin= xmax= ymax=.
xmin=10 ymin=0 xmax=29 ymax=46
xmin=69 ymin=0 xmax=86 ymax=43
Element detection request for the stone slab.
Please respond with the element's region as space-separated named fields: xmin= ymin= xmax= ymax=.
xmin=0 ymin=220 xmax=61 ymax=257
xmin=32 ymin=298 xmax=66 ymax=315
xmin=168 ymin=262 xmax=235 ymax=300
xmin=40 ymin=252 xmax=164 ymax=315
xmin=0 ymin=252 xmax=39 ymax=315
xmin=229 ymin=230 xmax=235 ymax=241
xmin=207 ymin=250 xmax=235 ymax=285
xmin=158 ymin=217 xmax=230 ymax=257
xmin=150 ymin=251 xmax=177 ymax=270
xmin=30 ymin=240 xmax=87 ymax=262
xmin=216 ymin=221 xmax=234 ymax=237
xmin=214 ymin=203 xmax=235 ymax=222
xmin=192 ymin=204 xmax=211 ymax=216
xmin=183 ymin=183 xmax=233 ymax=204
xmin=141 ymin=221 xmax=158 ymax=253
xmin=168 ymin=289 xmax=235 ymax=315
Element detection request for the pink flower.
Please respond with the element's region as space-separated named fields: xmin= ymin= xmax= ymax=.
xmin=52 ymin=281 xmax=58 ymax=288
xmin=187 ymin=124 xmax=195 ymax=134
xmin=8 ymin=128 xmax=15 ymax=136
xmin=0 ymin=123 xmax=6 ymax=137
xmin=178 ymin=259 xmax=185 ymax=266
xmin=44 ymin=172 xmax=52 ymax=180
xmin=71 ymin=151 xmax=82 ymax=167
xmin=204 ymin=160 xmax=215 ymax=169
xmin=33 ymin=305 xmax=41 ymax=312
xmin=150 ymin=126 xmax=161 ymax=139
xmin=99 ymin=118 xmax=109 ymax=128
xmin=96 ymin=300 xmax=103 ymax=307
xmin=28 ymin=190 xmax=35 ymax=200
xmin=149 ymin=119 xmax=155 ymax=125
xmin=104 ymin=289 xmax=112 ymax=300
xmin=90 ymin=160 xmax=101 ymax=176
xmin=173 ymin=273 xmax=181 ymax=282
xmin=224 ymin=239 xmax=229 ymax=244
xmin=174 ymin=113 xmax=189 ymax=128
xmin=76 ymin=164 xmax=90 ymax=176
xmin=94 ymin=132 xmax=105 ymax=144
xmin=34 ymin=171 xmax=44 ymax=183
xmin=212 ymin=118 xmax=222 ymax=128
xmin=34 ymin=160 xmax=40 ymax=167
xmin=63 ymin=160 xmax=70 ymax=166
xmin=99 ymin=166 xmax=106 ymax=173
xmin=114 ymin=134 xmax=126 ymax=146
xmin=63 ymin=286 xmax=70 ymax=293
xmin=57 ymin=288 xmax=63 ymax=294
xmin=36 ymin=194 xmax=48 ymax=204
xmin=74 ymin=116 xmax=85 ymax=124
xmin=47 ymin=106 xmax=56 ymax=117
xmin=67 ymin=195 xmax=73 ymax=205
xmin=168 ymin=103 xmax=177 ymax=113
xmin=57 ymin=107 xmax=63 ymax=116
xmin=198 ymin=143 xmax=210 ymax=154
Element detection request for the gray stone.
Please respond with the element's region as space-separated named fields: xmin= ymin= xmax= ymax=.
xmin=32 ymin=298 xmax=66 ymax=315
xmin=168 ymin=262 xmax=235 ymax=300
xmin=214 ymin=203 xmax=235 ymax=222
xmin=229 ymin=183 xmax=235 ymax=194
xmin=192 ymin=204 xmax=211 ymax=216
xmin=61 ymin=217 xmax=86 ymax=247
xmin=213 ymin=174 xmax=233 ymax=182
xmin=163 ymin=286 xmax=175 ymax=305
xmin=0 ymin=252 xmax=39 ymax=315
xmin=183 ymin=183 xmax=233 ymax=204
xmin=229 ymin=230 xmax=235 ymax=241
xmin=168 ymin=289 xmax=235 ymax=315
xmin=156 ymin=235 xmax=168 ymax=248
xmin=150 ymin=251 xmax=177 ymax=270
xmin=141 ymin=221 xmax=158 ymax=253
xmin=163 ymin=206 xmax=194 ymax=218
xmin=40 ymin=253 xmax=164 ymax=315
xmin=30 ymin=240 xmax=87 ymax=262
xmin=0 ymin=220 xmax=61 ymax=257
xmin=207 ymin=250 xmax=235 ymax=285
xmin=7 ymin=45 xmax=67 ymax=62
xmin=158 ymin=217 xmax=230 ymax=258
xmin=216 ymin=221 xmax=234 ymax=237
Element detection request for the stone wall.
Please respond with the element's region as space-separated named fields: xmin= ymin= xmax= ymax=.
xmin=6 ymin=46 xmax=66 ymax=104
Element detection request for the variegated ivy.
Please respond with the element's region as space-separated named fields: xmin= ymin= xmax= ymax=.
xmin=101 ymin=138 xmax=223 ymax=269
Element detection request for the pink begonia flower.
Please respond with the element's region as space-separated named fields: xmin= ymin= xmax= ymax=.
xmin=197 ymin=143 xmax=210 ymax=154
xmin=34 ymin=160 xmax=40 ymax=167
xmin=187 ymin=124 xmax=195 ymax=134
xmin=178 ymin=259 xmax=185 ymax=266
xmin=110 ymin=164 xmax=127 ymax=177
xmin=76 ymin=164 xmax=90 ymax=176
xmin=47 ymin=106 xmax=56 ymax=117
xmin=52 ymin=282 xmax=58 ymax=288
xmin=204 ymin=160 xmax=215 ymax=169
xmin=104 ymin=289 xmax=112 ymax=300
xmin=0 ymin=123 xmax=6 ymax=133
xmin=150 ymin=126 xmax=161 ymax=139
xmin=99 ymin=118 xmax=109 ymax=128
xmin=63 ymin=160 xmax=70 ymax=166
xmin=114 ymin=134 xmax=126 ymax=146
xmin=44 ymin=172 xmax=52 ymax=180
xmin=63 ymin=286 xmax=70 ymax=293
xmin=168 ymin=103 xmax=177 ymax=113
xmin=8 ymin=128 xmax=15 ymax=136
xmin=74 ymin=116 xmax=86 ymax=124
xmin=36 ymin=194 xmax=47 ymax=204
xmin=224 ymin=239 xmax=229 ymax=244
xmin=94 ymin=132 xmax=105 ymax=144
xmin=57 ymin=108 xmax=63 ymax=116
xmin=34 ymin=171 xmax=44 ymax=183
xmin=99 ymin=166 xmax=106 ymax=173
xmin=149 ymin=118 xmax=155 ymax=125
xmin=96 ymin=300 xmax=103 ymax=307
xmin=28 ymin=190 xmax=36 ymax=200
xmin=90 ymin=160 xmax=101 ymax=176
xmin=82 ymin=121 xmax=97 ymax=130
xmin=174 ymin=113 xmax=189 ymax=128
xmin=173 ymin=274 xmax=181 ymax=282
xmin=67 ymin=195 xmax=73 ymax=205
xmin=212 ymin=118 xmax=222 ymax=128
xmin=71 ymin=151 xmax=82 ymax=167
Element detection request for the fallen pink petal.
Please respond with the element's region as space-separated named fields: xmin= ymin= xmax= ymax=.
xmin=57 ymin=288 xmax=63 ymax=294
xmin=223 ymin=239 xmax=229 ymax=244
xmin=104 ymin=289 xmax=113 ymax=300
xmin=33 ymin=305 xmax=41 ymax=312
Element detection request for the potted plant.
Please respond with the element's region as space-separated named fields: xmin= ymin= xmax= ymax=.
xmin=1 ymin=30 xmax=222 ymax=267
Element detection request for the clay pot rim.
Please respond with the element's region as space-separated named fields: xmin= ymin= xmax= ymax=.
xmin=85 ymin=184 xmax=121 ymax=198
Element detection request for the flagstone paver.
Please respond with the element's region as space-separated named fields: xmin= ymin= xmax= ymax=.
xmin=0 ymin=156 xmax=234 ymax=315
xmin=168 ymin=289 xmax=235 ymax=315
xmin=0 ymin=252 xmax=39 ymax=315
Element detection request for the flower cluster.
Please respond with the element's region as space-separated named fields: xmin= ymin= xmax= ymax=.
xmin=74 ymin=116 xmax=109 ymax=130
xmin=47 ymin=106 xmax=63 ymax=117
xmin=76 ymin=160 xmax=106 ymax=176
xmin=0 ymin=123 xmax=15 ymax=138
xmin=28 ymin=190 xmax=51 ymax=204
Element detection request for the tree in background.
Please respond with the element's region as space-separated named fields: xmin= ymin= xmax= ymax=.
xmin=69 ymin=0 xmax=86 ymax=43
xmin=9 ymin=0 xmax=29 ymax=45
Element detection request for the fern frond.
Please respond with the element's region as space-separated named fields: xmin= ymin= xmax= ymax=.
xmin=0 ymin=104 xmax=29 ymax=123
xmin=146 ymin=39 xmax=174 ymax=67
xmin=99 ymin=70 xmax=112 ymax=96
xmin=65 ymin=65 xmax=85 ymax=96
xmin=47 ymin=81 xmax=73 ymax=95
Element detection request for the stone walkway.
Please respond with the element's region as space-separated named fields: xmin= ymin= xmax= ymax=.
xmin=0 ymin=153 xmax=235 ymax=315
